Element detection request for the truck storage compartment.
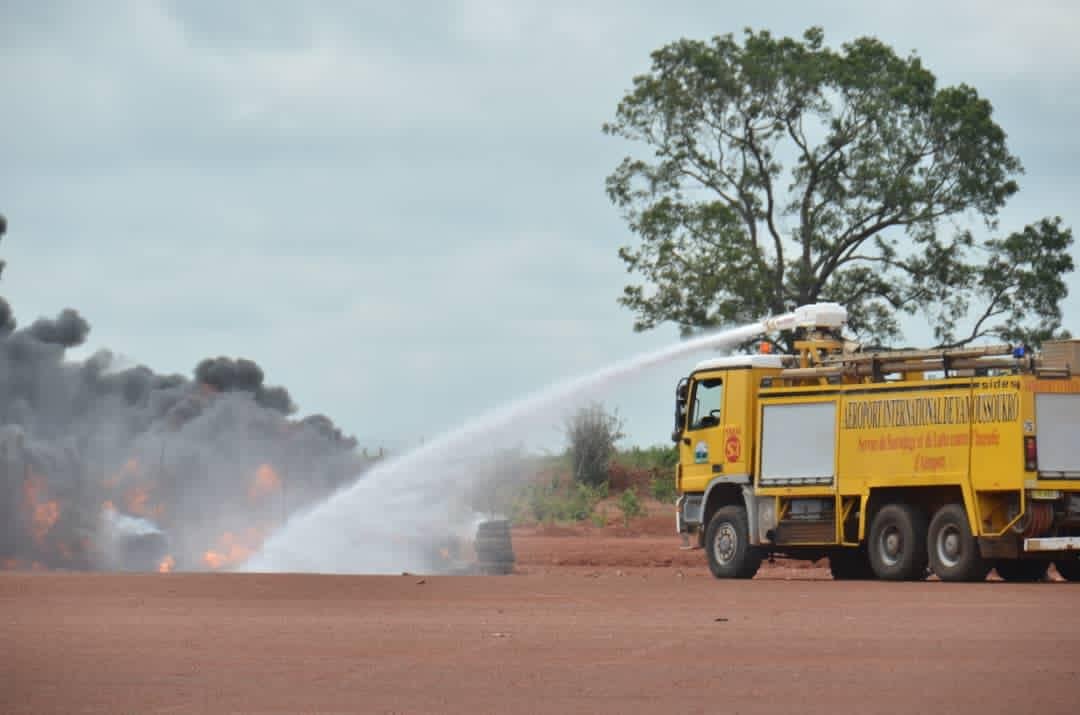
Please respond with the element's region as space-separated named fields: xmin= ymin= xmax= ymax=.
xmin=759 ymin=402 xmax=836 ymax=486
xmin=1035 ymin=394 xmax=1080 ymax=478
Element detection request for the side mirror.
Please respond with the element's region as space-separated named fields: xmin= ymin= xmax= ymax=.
xmin=673 ymin=405 xmax=686 ymax=442
xmin=673 ymin=378 xmax=689 ymax=441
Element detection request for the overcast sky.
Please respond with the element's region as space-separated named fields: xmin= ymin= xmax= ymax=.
xmin=2 ymin=0 xmax=1078 ymax=450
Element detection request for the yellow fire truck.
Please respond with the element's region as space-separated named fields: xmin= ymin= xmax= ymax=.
xmin=673 ymin=304 xmax=1080 ymax=582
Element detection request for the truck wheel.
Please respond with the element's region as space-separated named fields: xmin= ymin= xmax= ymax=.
xmin=995 ymin=559 xmax=1049 ymax=582
xmin=705 ymin=506 xmax=761 ymax=579
xmin=868 ymin=503 xmax=928 ymax=581
xmin=828 ymin=548 xmax=875 ymax=580
xmin=927 ymin=504 xmax=989 ymax=582
xmin=1054 ymin=555 xmax=1080 ymax=582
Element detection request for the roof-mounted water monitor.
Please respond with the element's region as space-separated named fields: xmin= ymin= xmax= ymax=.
xmin=761 ymin=302 xmax=848 ymax=335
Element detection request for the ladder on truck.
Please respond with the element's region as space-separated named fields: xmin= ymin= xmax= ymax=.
xmin=774 ymin=337 xmax=1073 ymax=384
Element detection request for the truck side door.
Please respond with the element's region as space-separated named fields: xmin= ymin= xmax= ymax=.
xmin=678 ymin=374 xmax=727 ymax=493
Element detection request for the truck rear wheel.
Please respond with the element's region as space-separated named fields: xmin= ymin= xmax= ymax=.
xmin=1054 ymin=555 xmax=1080 ymax=582
xmin=868 ymin=503 xmax=928 ymax=581
xmin=995 ymin=559 xmax=1049 ymax=582
xmin=927 ymin=504 xmax=989 ymax=582
xmin=705 ymin=506 xmax=761 ymax=579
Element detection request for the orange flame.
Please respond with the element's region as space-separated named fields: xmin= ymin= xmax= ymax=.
xmin=23 ymin=473 xmax=60 ymax=546
xmin=117 ymin=485 xmax=164 ymax=519
xmin=248 ymin=464 xmax=282 ymax=500
xmin=202 ymin=528 xmax=263 ymax=570
xmin=125 ymin=485 xmax=150 ymax=516
xmin=104 ymin=457 xmax=141 ymax=488
xmin=158 ymin=555 xmax=175 ymax=573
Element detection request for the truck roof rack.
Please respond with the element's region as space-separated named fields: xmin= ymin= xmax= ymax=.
xmin=769 ymin=339 xmax=1080 ymax=384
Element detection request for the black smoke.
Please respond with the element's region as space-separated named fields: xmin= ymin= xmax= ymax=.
xmin=0 ymin=213 xmax=370 ymax=571
xmin=195 ymin=357 xmax=296 ymax=414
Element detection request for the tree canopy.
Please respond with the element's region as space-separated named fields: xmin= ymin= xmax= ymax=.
xmin=604 ymin=27 xmax=1073 ymax=347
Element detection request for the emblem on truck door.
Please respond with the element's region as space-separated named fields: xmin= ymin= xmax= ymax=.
xmin=725 ymin=433 xmax=742 ymax=462
xmin=694 ymin=441 xmax=709 ymax=464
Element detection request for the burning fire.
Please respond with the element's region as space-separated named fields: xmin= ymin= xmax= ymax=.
xmin=23 ymin=472 xmax=60 ymax=546
xmin=104 ymin=457 xmax=141 ymax=489
xmin=203 ymin=528 xmax=264 ymax=570
xmin=158 ymin=555 xmax=175 ymax=573
xmin=126 ymin=485 xmax=150 ymax=515
xmin=248 ymin=463 xmax=282 ymax=500
xmin=101 ymin=457 xmax=165 ymax=519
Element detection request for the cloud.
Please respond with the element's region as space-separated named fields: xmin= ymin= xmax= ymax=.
xmin=1 ymin=0 xmax=1078 ymax=451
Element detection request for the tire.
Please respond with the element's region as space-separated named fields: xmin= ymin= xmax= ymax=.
xmin=995 ymin=559 xmax=1049 ymax=582
xmin=476 ymin=551 xmax=514 ymax=561
xmin=475 ymin=540 xmax=514 ymax=551
xmin=868 ymin=503 xmax=929 ymax=581
xmin=475 ymin=521 xmax=515 ymax=575
xmin=828 ymin=548 xmax=875 ymax=580
xmin=705 ymin=505 xmax=761 ymax=579
xmin=1054 ymin=554 xmax=1080 ymax=582
xmin=477 ymin=559 xmax=514 ymax=575
xmin=927 ymin=504 xmax=989 ymax=582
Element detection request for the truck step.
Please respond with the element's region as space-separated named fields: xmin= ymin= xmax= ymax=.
xmin=1023 ymin=536 xmax=1080 ymax=552
xmin=773 ymin=519 xmax=835 ymax=544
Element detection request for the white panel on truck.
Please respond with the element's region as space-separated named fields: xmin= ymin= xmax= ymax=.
xmin=760 ymin=402 xmax=836 ymax=485
xmin=1035 ymin=394 xmax=1080 ymax=476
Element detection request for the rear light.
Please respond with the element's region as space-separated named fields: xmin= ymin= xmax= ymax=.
xmin=1024 ymin=436 xmax=1038 ymax=472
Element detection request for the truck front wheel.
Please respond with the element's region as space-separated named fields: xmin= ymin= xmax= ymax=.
xmin=928 ymin=504 xmax=989 ymax=582
xmin=868 ymin=503 xmax=928 ymax=581
xmin=705 ymin=506 xmax=761 ymax=579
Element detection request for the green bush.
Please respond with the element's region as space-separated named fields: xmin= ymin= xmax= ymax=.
xmin=515 ymin=478 xmax=607 ymax=524
xmin=617 ymin=486 xmax=645 ymax=526
xmin=649 ymin=472 xmax=678 ymax=504
xmin=616 ymin=444 xmax=678 ymax=471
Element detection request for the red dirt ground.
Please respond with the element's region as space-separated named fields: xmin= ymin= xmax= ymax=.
xmin=4 ymin=516 xmax=1080 ymax=714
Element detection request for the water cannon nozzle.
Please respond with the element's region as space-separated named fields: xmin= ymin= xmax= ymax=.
xmin=761 ymin=302 xmax=847 ymax=336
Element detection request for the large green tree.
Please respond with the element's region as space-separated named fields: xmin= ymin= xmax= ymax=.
xmin=604 ymin=27 xmax=1073 ymax=347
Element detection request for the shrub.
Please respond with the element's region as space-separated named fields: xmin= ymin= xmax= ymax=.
xmin=649 ymin=472 xmax=678 ymax=504
xmin=617 ymin=486 xmax=645 ymax=526
xmin=564 ymin=402 xmax=624 ymax=488
xmin=617 ymin=445 xmax=678 ymax=471
xmin=514 ymin=478 xmax=606 ymax=524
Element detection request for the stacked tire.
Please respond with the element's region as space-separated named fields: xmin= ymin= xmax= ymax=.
xmin=475 ymin=520 xmax=515 ymax=575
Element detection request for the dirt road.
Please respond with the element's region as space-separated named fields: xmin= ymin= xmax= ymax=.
xmin=4 ymin=530 xmax=1079 ymax=714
